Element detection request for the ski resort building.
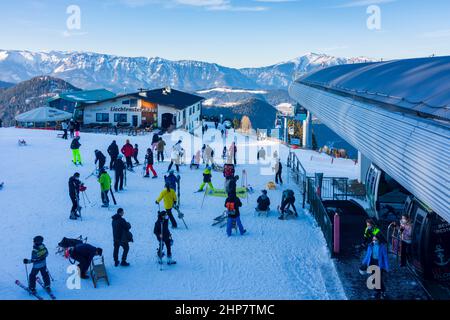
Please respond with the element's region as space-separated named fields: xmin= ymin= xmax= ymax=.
xmin=289 ymin=56 xmax=450 ymax=283
xmin=79 ymin=87 xmax=204 ymax=132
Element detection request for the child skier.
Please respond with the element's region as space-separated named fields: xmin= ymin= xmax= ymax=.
xmin=98 ymin=168 xmax=111 ymax=208
xmin=23 ymin=236 xmax=51 ymax=294
xmin=154 ymin=210 xmax=176 ymax=265
xmin=225 ymin=193 xmax=246 ymax=237
xmin=133 ymin=144 xmax=140 ymax=165
xmin=70 ymin=136 xmax=82 ymax=165
xmin=197 ymin=165 xmax=214 ymax=192
xmin=144 ymin=148 xmax=158 ymax=178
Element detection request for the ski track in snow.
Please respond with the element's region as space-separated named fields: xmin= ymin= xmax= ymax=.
xmin=0 ymin=127 xmax=354 ymax=300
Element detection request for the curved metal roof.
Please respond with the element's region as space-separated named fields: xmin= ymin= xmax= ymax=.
xmin=297 ymin=56 xmax=450 ymax=123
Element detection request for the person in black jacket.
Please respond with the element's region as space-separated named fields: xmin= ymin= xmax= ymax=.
xmin=256 ymin=190 xmax=271 ymax=212
xmin=23 ymin=236 xmax=50 ymax=294
xmin=133 ymin=144 xmax=140 ymax=165
xmin=69 ymin=244 xmax=103 ymax=279
xmin=112 ymin=208 xmax=132 ymax=267
xmin=225 ymin=193 xmax=246 ymax=236
xmin=154 ymin=210 xmax=176 ymax=265
xmin=114 ymin=155 xmax=126 ymax=192
xmin=68 ymin=173 xmax=81 ymax=220
xmin=226 ymin=175 xmax=239 ymax=197
xmin=107 ymin=140 xmax=119 ymax=170
xmin=144 ymin=148 xmax=158 ymax=178
xmin=70 ymin=136 xmax=82 ymax=165
xmin=94 ymin=150 xmax=106 ymax=171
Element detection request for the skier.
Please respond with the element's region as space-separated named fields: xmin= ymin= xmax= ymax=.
xmin=23 ymin=236 xmax=50 ymax=294
xmin=156 ymin=183 xmax=178 ymax=229
xmin=98 ymin=168 xmax=111 ymax=207
xmin=157 ymin=137 xmax=166 ymax=162
xmin=224 ymin=193 xmax=246 ymax=237
xmin=107 ymin=140 xmax=119 ymax=170
xmin=133 ymin=144 xmax=140 ymax=165
xmin=68 ymin=172 xmax=82 ymax=220
xmin=151 ymin=134 xmax=160 ymax=151
xmin=144 ymin=148 xmax=158 ymax=178
xmin=256 ymin=190 xmax=271 ymax=212
xmin=113 ymin=154 xmax=126 ymax=192
xmin=274 ymin=158 xmax=283 ymax=184
xmin=226 ymin=175 xmax=239 ymax=197
xmin=61 ymin=120 xmax=69 ymax=140
xmin=197 ymin=165 xmax=214 ymax=192
xmin=222 ymin=146 xmax=227 ymax=160
xmin=164 ymin=170 xmax=178 ymax=191
xmin=360 ymin=234 xmax=389 ymax=299
xmin=363 ymin=219 xmax=381 ymax=246
xmin=69 ymin=244 xmax=103 ymax=279
xmin=257 ymin=147 xmax=266 ymax=161
xmin=121 ymin=140 xmax=134 ymax=170
xmin=94 ymin=150 xmax=106 ymax=171
xmin=168 ymin=140 xmax=182 ymax=173
xmin=229 ymin=142 xmax=237 ymax=165
xmin=278 ymin=189 xmax=298 ymax=220
xmin=204 ymin=145 xmax=215 ymax=166
xmin=69 ymin=119 xmax=75 ymax=138
xmin=74 ymin=120 xmax=81 ymax=137
xmin=112 ymin=208 xmax=132 ymax=267
xmin=154 ymin=210 xmax=176 ymax=265
xmin=70 ymin=136 xmax=82 ymax=166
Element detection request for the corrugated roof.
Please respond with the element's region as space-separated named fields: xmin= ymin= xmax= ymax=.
xmin=297 ymin=56 xmax=450 ymax=122
xmin=140 ymin=88 xmax=204 ymax=110
xmin=49 ymin=89 xmax=116 ymax=104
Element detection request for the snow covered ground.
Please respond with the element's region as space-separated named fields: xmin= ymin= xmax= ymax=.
xmin=0 ymin=127 xmax=357 ymax=300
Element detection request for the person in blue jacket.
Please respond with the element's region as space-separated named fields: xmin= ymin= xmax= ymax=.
xmin=69 ymin=243 xmax=103 ymax=279
xmin=23 ymin=236 xmax=50 ymax=294
xmin=164 ymin=170 xmax=178 ymax=190
xmin=360 ymin=234 xmax=389 ymax=299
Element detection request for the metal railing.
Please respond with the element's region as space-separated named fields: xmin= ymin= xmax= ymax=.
xmin=287 ymin=151 xmax=307 ymax=208
xmin=307 ymin=178 xmax=333 ymax=253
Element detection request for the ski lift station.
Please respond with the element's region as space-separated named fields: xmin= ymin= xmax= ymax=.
xmin=289 ymin=56 xmax=450 ymax=283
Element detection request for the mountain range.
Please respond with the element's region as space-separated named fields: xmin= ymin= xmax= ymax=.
xmin=0 ymin=50 xmax=374 ymax=93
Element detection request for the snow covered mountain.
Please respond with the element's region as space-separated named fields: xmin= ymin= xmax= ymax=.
xmin=0 ymin=50 xmax=374 ymax=92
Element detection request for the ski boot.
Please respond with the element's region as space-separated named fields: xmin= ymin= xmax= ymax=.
xmin=167 ymin=256 xmax=177 ymax=265
xmin=120 ymin=261 xmax=130 ymax=267
xmin=152 ymin=176 xmax=158 ymax=179
xmin=144 ymin=174 xmax=150 ymax=178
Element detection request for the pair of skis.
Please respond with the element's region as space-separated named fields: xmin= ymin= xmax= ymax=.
xmin=15 ymin=277 xmax=56 ymax=300
xmin=175 ymin=175 xmax=188 ymax=229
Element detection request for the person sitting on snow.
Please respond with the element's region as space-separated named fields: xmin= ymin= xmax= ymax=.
xmin=278 ymin=189 xmax=298 ymax=220
xmin=256 ymin=190 xmax=271 ymax=213
xmin=197 ymin=165 xmax=214 ymax=192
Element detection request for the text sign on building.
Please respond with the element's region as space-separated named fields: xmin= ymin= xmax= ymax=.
xmin=111 ymin=107 xmax=141 ymax=112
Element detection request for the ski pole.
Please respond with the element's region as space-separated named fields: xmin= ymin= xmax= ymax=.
xmin=24 ymin=263 xmax=29 ymax=286
xmin=47 ymin=268 xmax=55 ymax=282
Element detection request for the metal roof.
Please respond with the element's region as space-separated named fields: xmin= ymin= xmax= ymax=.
xmin=48 ymin=89 xmax=116 ymax=104
xmin=297 ymin=56 xmax=450 ymax=123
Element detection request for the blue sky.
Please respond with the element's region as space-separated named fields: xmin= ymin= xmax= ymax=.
xmin=0 ymin=0 xmax=449 ymax=67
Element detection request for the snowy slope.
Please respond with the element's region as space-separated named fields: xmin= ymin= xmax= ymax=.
xmin=0 ymin=127 xmax=354 ymax=300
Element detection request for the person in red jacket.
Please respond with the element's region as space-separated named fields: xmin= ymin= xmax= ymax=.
xmin=121 ymin=140 xmax=134 ymax=170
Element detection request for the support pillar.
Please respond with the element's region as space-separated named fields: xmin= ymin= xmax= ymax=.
xmin=302 ymin=111 xmax=312 ymax=149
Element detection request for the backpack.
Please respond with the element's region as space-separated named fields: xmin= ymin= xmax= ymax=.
xmin=226 ymin=201 xmax=235 ymax=214
xmin=58 ymin=237 xmax=84 ymax=249
xmin=223 ymin=164 xmax=235 ymax=178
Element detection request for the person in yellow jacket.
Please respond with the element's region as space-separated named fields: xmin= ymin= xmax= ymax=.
xmin=156 ymin=183 xmax=178 ymax=228
xmin=98 ymin=168 xmax=111 ymax=208
xmin=197 ymin=166 xmax=214 ymax=192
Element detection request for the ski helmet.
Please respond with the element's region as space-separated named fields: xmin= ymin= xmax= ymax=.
xmin=33 ymin=236 xmax=44 ymax=245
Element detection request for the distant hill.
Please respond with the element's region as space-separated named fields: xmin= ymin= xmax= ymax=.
xmin=202 ymin=98 xmax=278 ymax=129
xmin=0 ymin=76 xmax=80 ymax=126
xmin=0 ymin=80 xmax=15 ymax=89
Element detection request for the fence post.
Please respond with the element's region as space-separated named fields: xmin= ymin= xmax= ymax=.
xmin=333 ymin=212 xmax=340 ymax=255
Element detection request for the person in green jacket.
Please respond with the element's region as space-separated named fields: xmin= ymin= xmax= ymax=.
xmin=98 ymin=168 xmax=112 ymax=208
xmin=197 ymin=166 xmax=214 ymax=192
xmin=364 ymin=219 xmax=381 ymax=245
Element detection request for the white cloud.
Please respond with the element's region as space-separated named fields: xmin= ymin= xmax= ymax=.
xmin=119 ymin=0 xmax=268 ymax=11
xmin=334 ymin=0 xmax=397 ymax=8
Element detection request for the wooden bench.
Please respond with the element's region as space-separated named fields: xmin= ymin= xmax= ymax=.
xmin=90 ymin=256 xmax=110 ymax=288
